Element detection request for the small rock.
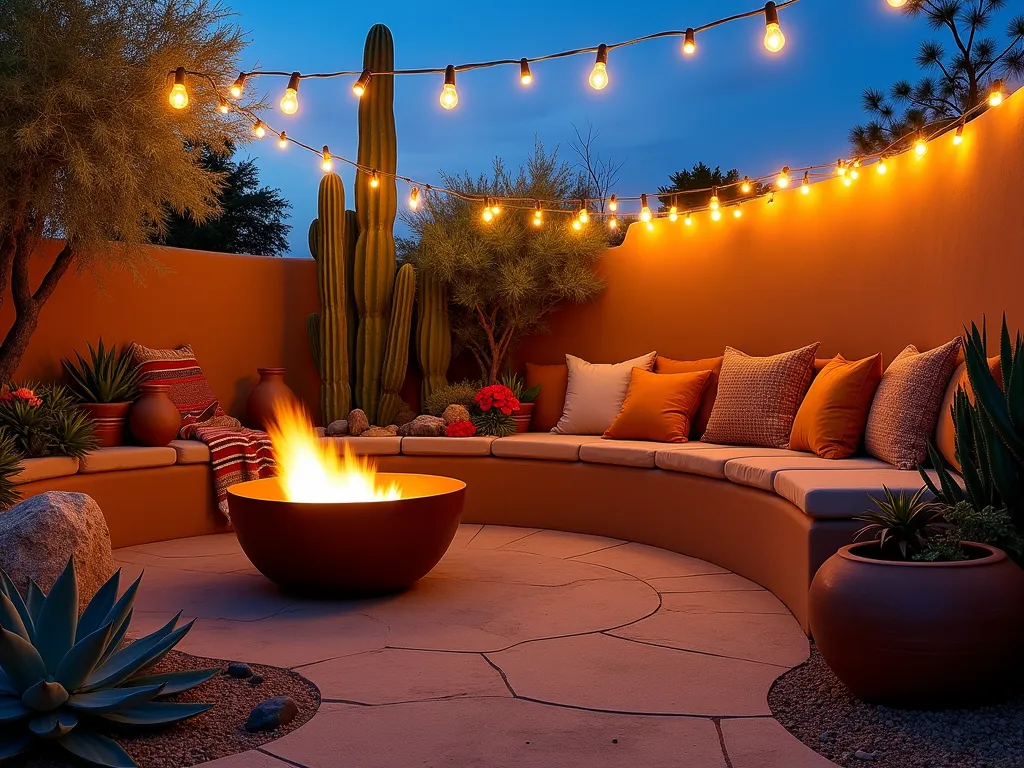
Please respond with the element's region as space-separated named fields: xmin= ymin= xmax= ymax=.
xmin=347 ymin=409 xmax=370 ymax=436
xmin=360 ymin=425 xmax=398 ymax=437
xmin=442 ymin=404 xmax=471 ymax=425
xmin=227 ymin=662 xmax=253 ymax=679
xmin=393 ymin=401 xmax=417 ymax=427
xmin=854 ymin=750 xmax=877 ymax=761
xmin=248 ymin=675 xmax=265 ymax=686
xmin=819 ymin=731 xmax=836 ymax=743
xmin=246 ymin=696 xmax=299 ymax=732
xmin=326 ymin=419 xmax=349 ymax=436
xmin=397 ymin=414 xmax=446 ymax=437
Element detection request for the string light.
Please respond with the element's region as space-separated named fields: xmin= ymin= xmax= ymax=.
xmin=608 ymin=216 xmax=618 ymax=229
xmin=491 ymin=200 xmax=502 ymax=215
xmin=482 ymin=197 xmax=494 ymax=222
xmin=914 ymin=137 xmax=928 ymax=157
xmin=887 ymin=0 xmax=907 ymax=7
xmin=440 ymin=65 xmax=458 ymax=109
xmin=168 ymin=67 xmax=189 ymax=109
xmin=876 ymin=155 xmax=888 ymax=174
xmin=733 ymin=207 xmax=742 ymax=218
xmin=843 ymin=175 xmax=853 ymax=187
xmin=353 ymin=70 xmax=371 ymax=97
xmin=229 ymin=72 xmax=246 ymax=99
xmin=646 ymin=221 xmax=654 ymax=232
xmin=278 ymin=131 xmax=289 ymax=149
xmin=711 ymin=209 xmax=722 ymax=221
xmin=253 ymin=120 xmax=266 ymax=139
xmin=776 ymin=166 xmax=790 ymax=188
xmin=684 ymin=212 xmax=693 ymax=226
xmin=669 ymin=203 xmax=679 ymax=222
xmin=217 ymin=95 xmax=230 ymax=114
xmin=850 ymin=159 xmax=861 ymax=179
xmin=589 ymin=45 xmax=609 ymax=90
xmin=989 ymin=79 xmax=1005 ymax=107
xmin=321 ymin=146 xmax=333 ymax=172
xmin=520 ymin=59 xmax=533 ymax=85
xmin=533 ymin=202 xmax=543 ymax=227
xmin=608 ymin=195 xmax=618 ymax=212
xmin=572 ymin=218 xmax=583 ymax=231
xmin=370 ymin=170 xmax=380 ymax=189
xmin=836 ymin=159 xmax=846 ymax=177
xmin=578 ymin=201 xmax=589 ymax=224
xmin=741 ymin=176 xmax=752 ymax=194
xmin=280 ymin=72 xmax=300 ymax=114
xmin=639 ymin=194 xmax=652 ymax=222
xmin=409 ymin=187 xmax=420 ymax=210
xmin=801 ymin=171 xmax=811 ymax=194
xmin=709 ymin=187 xmax=720 ymax=211
xmin=682 ymin=28 xmax=697 ymax=55
xmin=953 ymin=124 xmax=964 ymax=145
xmin=763 ymin=2 xmax=786 ymax=53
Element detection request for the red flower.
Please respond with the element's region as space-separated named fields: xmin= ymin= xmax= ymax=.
xmin=445 ymin=420 xmax=477 ymax=438
xmin=11 ymin=388 xmax=41 ymax=407
xmin=474 ymin=384 xmax=520 ymax=415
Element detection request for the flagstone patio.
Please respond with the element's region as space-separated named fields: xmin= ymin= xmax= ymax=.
xmin=114 ymin=525 xmax=837 ymax=768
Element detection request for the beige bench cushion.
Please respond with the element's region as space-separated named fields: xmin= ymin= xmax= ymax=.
xmin=169 ymin=439 xmax=211 ymax=465
xmin=490 ymin=434 xmax=604 ymax=462
xmin=79 ymin=447 xmax=177 ymax=474
xmin=579 ymin=440 xmax=719 ymax=469
xmin=323 ymin=436 xmax=402 ymax=456
xmin=401 ymin=436 xmax=496 ymax=457
xmin=774 ymin=468 xmax=956 ymax=519
xmin=11 ymin=457 xmax=80 ymax=486
xmin=725 ymin=456 xmax=891 ymax=491
xmin=656 ymin=446 xmax=804 ymax=479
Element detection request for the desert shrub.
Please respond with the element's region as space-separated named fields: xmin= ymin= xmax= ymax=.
xmin=424 ymin=380 xmax=480 ymax=417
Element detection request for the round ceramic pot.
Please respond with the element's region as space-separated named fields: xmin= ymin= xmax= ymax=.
xmin=128 ymin=383 xmax=181 ymax=447
xmin=246 ymin=367 xmax=295 ymax=429
xmin=512 ymin=402 xmax=535 ymax=433
xmin=809 ymin=541 xmax=1024 ymax=708
xmin=81 ymin=402 xmax=132 ymax=448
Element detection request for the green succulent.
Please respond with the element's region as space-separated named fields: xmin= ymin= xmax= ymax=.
xmin=854 ymin=486 xmax=946 ymax=560
xmin=424 ymin=380 xmax=480 ymax=417
xmin=498 ymin=372 xmax=541 ymax=404
xmin=0 ymin=383 xmax=97 ymax=459
xmin=62 ymin=340 xmax=143 ymax=404
xmin=0 ymin=558 xmax=216 ymax=767
xmin=0 ymin=434 xmax=21 ymax=511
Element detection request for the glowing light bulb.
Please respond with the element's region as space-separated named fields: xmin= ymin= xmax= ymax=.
xmin=682 ymin=28 xmax=697 ymax=56
xmin=280 ymin=72 xmax=300 ymax=114
xmin=409 ymin=187 xmax=420 ymax=210
xmin=989 ymin=79 xmax=1004 ymax=107
xmin=353 ymin=70 xmax=371 ymax=98
xmin=801 ymin=171 xmax=810 ymax=194
xmin=876 ymin=156 xmax=888 ymax=174
xmin=843 ymin=176 xmax=852 ymax=187
xmin=490 ymin=201 xmax=502 ymax=216
xmin=608 ymin=216 xmax=618 ymax=229
xmin=229 ymin=72 xmax=246 ymax=99
xmin=836 ymin=159 xmax=846 ymax=177
xmin=741 ymin=176 xmax=752 ymax=194
xmin=578 ymin=201 xmax=589 ymax=224
xmin=608 ymin=195 xmax=618 ymax=212
xmin=589 ymin=44 xmax=609 ymax=90
xmin=684 ymin=212 xmax=693 ymax=226
xmin=850 ymin=159 xmax=861 ymax=180
xmin=253 ymin=121 xmax=266 ymax=139
xmin=321 ymin=146 xmax=333 ymax=173
xmin=953 ymin=124 xmax=964 ymax=145
xmin=733 ymin=208 xmax=742 ymax=218
xmin=709 ymin=187 xmax=720 ymax=211
xmin=217 ymin=96 xmax=230 ymax=114
xmin=520 ymin=58 xmax=532 ymax=86
xmin=711 ymin=209 xmax=722 ymax=221
xmin=533 ymin=202 xmax=543 ymax=227
xmin=168 ymin=67 xmax=189 ymax=109
xmin=887 ymin=0 xmax=907 ymax=7
xmin=277 ymin=131 xmax=288 ymax=149
xmin=915 ymin=138 xmax=928 ymax=157
xmin=370 ymin=170 xmax=380 ymax=189
xmin=639 ymin=193 xmax=652 ymax=222
xmin=668 ymin=205 xmax=678 ymax=222
xmin=440 ymin=65 xmax=458 ymax=110
xmin=763 ymin=2 xmax=785 ymax=52
xmin=646 ymin=221 xmax=654 ymax=232
xmin=776 ymin=166 xmax=790 ymax=188
xmin=572 ymin=218 xmax=582 ymax=231
xmin=483 ymin=209 xmax=494 ymax=223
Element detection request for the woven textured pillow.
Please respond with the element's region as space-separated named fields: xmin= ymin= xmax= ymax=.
xmin=552 ymin=351 xmax=657 ymax=435
xmin=701 ymin=343 xmax=820 ymax=448
xmin=864 ymin=339 xmax=962 ymax=469
xmin=129 ymin=343 xmax=230 ymax=422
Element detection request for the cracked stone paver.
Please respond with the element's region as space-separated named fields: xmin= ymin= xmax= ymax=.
xmin=573 ymin=541 xmax=731 ymax=578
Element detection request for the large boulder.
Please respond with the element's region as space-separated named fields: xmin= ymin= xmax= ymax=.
xmin=0 ymin=492 xmax=114 ymax=610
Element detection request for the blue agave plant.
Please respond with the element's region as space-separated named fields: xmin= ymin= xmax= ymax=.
xmin=0 ymin=558 xmax=216 ymax=767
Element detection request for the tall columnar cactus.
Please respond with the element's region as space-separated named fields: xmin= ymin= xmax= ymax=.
xmin=378 ymin=263 xmax=415 ymax=426
xmin=417 ymin=269 xmax=451 ymax=404
xmin=353 ymin=23 xmax=399 ymax=424
xmin=307 ymin=173 xmax=351 ymax=422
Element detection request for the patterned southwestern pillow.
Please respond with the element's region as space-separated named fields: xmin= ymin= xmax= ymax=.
xmin=701 ymin=343 xmax=820 ymax=448
xmin=129 ymin=343 xmax=232 ymax=424
xmin=864 ymin=338 xmax=962 ymax=469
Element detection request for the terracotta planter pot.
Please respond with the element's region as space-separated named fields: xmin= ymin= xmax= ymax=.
xmin=809 ymin=541 xmax=1024 ymax=708
xmin=81 ymin=402 xmax=132 ymax=448
xmin=512 ymin=402 xmax=535 ymax=433
xmin=246 ymin=368 xmax=295 ymax=430
xmin=128 ymin=383 xmax=181 ymax=447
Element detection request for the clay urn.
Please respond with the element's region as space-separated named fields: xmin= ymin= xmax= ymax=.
xmin=809 ymin=541 xmax=1024 ymax=708
xmin=128 ymin=383 xmax=181 ymax=446
xmin=246 ymin=368 xmax=295 ymax=430
xmin=511 ymin=402 xmax=535 ymax=433
xmin=81 ymin=402 xmax=132 ymax=448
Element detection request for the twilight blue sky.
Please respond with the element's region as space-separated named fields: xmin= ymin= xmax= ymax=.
xmin=228 ymin=0 xmax=972 ymax=254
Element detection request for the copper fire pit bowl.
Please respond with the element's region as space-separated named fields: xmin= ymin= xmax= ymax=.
xmin=226 ymin=474 xmax=466 ymax=596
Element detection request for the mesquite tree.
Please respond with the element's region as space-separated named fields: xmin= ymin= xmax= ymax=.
xmin=0 ymin=0 xmax=252 ymax=381
xmin=400 ymin=141 xmax=606 ymax=384
xmin=850 ymin=0 xmax=1024 ymax=153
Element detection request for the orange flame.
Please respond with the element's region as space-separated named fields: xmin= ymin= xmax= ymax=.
xmin=266 ymin=400 xmax=400 ymax=503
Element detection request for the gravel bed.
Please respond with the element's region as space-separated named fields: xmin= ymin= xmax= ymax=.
xmin=22 ymin=649 xmax=320 ymax=768
xmin=769 ymin=643 xmax=1024 ymax=768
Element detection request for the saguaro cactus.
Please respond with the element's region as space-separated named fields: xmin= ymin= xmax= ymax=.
xmin=378 ymin=262 xmax=415 ymax=426
xmin=353 ymin=23 xmax=399 ymax=424
xmin=417 ymin=269 xmax=451 ymax=404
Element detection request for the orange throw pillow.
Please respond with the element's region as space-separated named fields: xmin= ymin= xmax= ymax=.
xmin=790 ymin=354 xmax=884 ymax=459
xmin=525 ymin=363 xmax=568 ymax=433
xmin=604 ymin=368 xmax=711 ymax=443
xmin=934 ymin=354 xmax=1002 ymax=472
xmin=654 ymin=355 xmax=723 ymax=438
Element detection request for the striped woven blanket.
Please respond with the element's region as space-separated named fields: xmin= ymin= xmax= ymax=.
xmin=187 ymin=425 xmax=276 ymax=519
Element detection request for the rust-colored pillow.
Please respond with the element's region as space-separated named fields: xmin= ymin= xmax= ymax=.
xmin=864 ymin=339 xmax=962 ymax=469
xmin=525 ymin=363 xmax=568 ymax=433
xmin=702 ymin=343 xmax=820 ymax=448
xmin=790 ymin=354 xmax=884 ymax=459
xmin=604 ymin=369 xmax=711 ymax=443
xmin=934 ymin=354 xmax=1002 ymax=472
xmin=654 ymin=355 xmax=723 ymax=438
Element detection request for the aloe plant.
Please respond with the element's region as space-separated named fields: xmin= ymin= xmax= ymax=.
xmin=854 ymin=486 xmax=946 ymax=560
xmin=0 ymin=558 xmax=215 ymax=767
xmin=62 ymin=339 xmax=143 ymax=404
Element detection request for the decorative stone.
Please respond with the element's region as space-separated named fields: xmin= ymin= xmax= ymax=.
xmin=854 ymin=750 xmax=877 ymax=761
xmin=248 ymin=675 xmax=265 ymax=687
xmin=397 ymin=415 xmax=446 ymax=437
xmin=347 ymin=409 xmax=370 ymax=436
xmin=393 ymin=401 xmax=417 ymax=427
xmin=361 ymin=425 xmax=398 ymax=437
xmin=228 ymin=662 xmax=253 ymax=679
xmin=442 ymin=404 xmax=471 ymax=425
xmin=245 ymin=696 xmax=298 ymax=732
xmin=326 ymin=419 xmax=349 ymax=437
xmin=0 ymin=492 xmax=114 ymax=611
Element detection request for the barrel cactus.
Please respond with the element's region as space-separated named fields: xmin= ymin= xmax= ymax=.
xmin=0 ymin=558 xmax=215 ymax=767
xmin=378 ymin=263 xmax=415 ymax=426
xmin=416 ymin=269 xmax=451 ymax=405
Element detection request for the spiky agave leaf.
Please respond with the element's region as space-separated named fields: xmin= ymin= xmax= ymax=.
xmin=855 ymin=486 xmax=946 ymax=559
xmin=34 ymin=558 xmax=78 ymax=674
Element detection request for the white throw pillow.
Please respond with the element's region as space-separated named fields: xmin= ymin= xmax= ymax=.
xmin=552 ymin=352 xmax=657 ymax=435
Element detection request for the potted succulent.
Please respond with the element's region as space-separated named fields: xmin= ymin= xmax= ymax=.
xmin=62 ymin=339 xmax=143 ymax=448
xmin=499 ymin=372 xmax=541 ymax=433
